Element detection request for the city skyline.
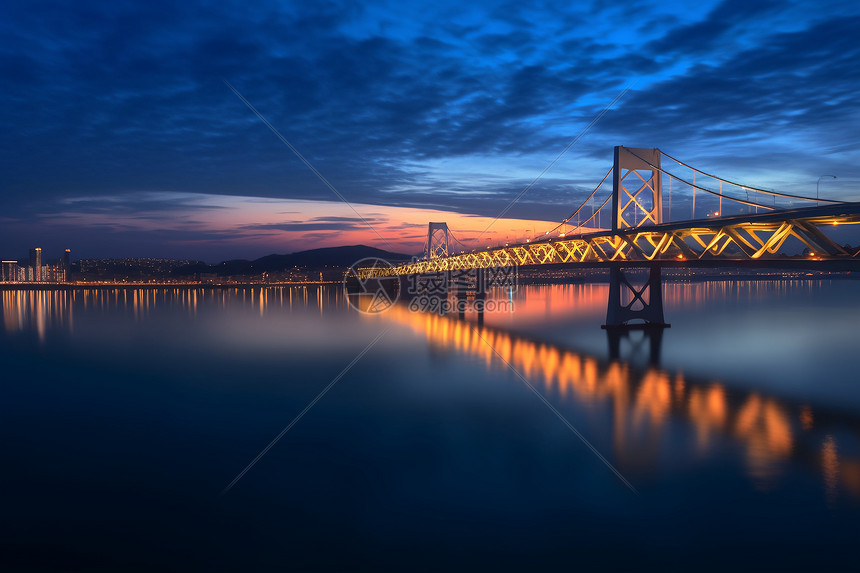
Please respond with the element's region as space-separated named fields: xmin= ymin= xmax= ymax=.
xmin=2 ymin=0 xmax=859 ymax=261
xmin=1 ymin=246 xmax=71 ymax=283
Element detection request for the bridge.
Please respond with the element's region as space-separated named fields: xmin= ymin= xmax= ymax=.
xmin=358 ymin=147 xmax=860 ymax=327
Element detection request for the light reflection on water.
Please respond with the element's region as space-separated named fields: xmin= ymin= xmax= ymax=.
xmin=378 ymin=302 xmax=860 ymax=497
xmin=1 ymin=286 xmax=350 ymax=337
xmin=5 ymin=282 xmax=858 ymax=496
xmin=3 ymin=281 xmax=860 ymax=569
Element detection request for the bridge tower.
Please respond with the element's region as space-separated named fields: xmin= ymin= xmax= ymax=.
xmin=611 ymin=146 xmax=663 ymax=232
xmin=426 ymin=222 xmax=450 ymax=260
xmin=606 ymin=147 xmax=669 ymax=329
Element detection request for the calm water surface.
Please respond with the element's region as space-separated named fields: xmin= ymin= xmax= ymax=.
xmin=2 ymin=280 xmax=860 ymax=571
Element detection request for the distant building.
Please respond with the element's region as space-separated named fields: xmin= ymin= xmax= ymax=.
xmin=1 ymin=260 xmax=18 ymax=282
xmin=29 ymin=247 xmax=42 ymax=282
xmin=43 ymin=264 xmax=64 ymax=282
xmin=63 ymin=249 xmax=71 ymax=281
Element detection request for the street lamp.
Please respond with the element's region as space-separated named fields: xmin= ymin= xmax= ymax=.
xmin=817 ymin=175 xmax=837 ymax=205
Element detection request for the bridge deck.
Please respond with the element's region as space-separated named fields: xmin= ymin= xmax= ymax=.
xmin=368 ymin=203 xmax=860 ymax=277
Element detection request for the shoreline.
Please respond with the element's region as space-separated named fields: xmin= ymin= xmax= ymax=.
xmin=1 ymin=270 xmax=857 ymax=290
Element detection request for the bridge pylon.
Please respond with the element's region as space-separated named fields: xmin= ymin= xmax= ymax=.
xmin=612 ymin=146 xmax=662 ymax=232
xmin=607 ymin=147 xmax=668 ymax=329
xmin=426 ymin=222 xmax=450 ymax=260
xmin=602 ymin=265 xmax=670 ymax=329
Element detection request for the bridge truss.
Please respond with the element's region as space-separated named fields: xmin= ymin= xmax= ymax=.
xmin=365 ymin=203 xmax=860 ymax=277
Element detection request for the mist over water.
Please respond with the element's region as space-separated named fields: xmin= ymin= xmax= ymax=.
xmin=2 ymin=281 xmax=860 ymax=571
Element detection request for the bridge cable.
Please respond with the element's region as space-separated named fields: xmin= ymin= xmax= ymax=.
xmin=529 ymin=167 xmax=613 ymax=242
xmin=566 ymin=194 xmax=612 ymax=235
xmin=624 ymin=149 xmax=777 ymax=211
xmin=530 ymin=193 xmax=612 ymax=245
xmin=447 ymin=228 xmax=472 ymax=252
xmin=660 ymin=149 xmax=843 ymax=204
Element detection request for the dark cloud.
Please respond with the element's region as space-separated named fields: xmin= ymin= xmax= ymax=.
xmin=1 ymin=0 xmax=858 ymax=258
xmin=241 ymin=215 xmax=386 ymax=233
xmin=646 ymin=0 xmax=781 ymax=56
xmin=598 ymin=13 xmax=860 ymax=182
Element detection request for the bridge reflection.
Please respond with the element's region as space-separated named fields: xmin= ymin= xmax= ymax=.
xmin=380 ymin=303 xmax=860 ymax=500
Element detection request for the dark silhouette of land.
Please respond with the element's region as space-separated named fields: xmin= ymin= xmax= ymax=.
xmin=171 ymin=245 xmax=412 ymax=279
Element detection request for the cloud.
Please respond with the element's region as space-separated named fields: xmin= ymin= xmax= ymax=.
xmin=646 ymin=0 xmax=781 ymax=56
xmin=1 ymin=0 xmax=859 ymax=258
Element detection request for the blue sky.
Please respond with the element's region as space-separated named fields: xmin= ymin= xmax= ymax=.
xmin=1 ymin=0 xmax=858 ymax=260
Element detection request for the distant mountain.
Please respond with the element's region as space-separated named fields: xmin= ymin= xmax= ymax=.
xmin=172 ymin=245 xmax=413 ymax=276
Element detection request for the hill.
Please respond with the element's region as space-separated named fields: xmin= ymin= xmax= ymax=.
xmin=172 ymin=245 xmax=413 ymax=277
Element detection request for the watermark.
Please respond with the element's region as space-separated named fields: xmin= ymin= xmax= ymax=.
xmin=407 ymin=296 xmax=514 ymax=314
xmin=344 ymin=256 xmax=518 ymax=315
xmin=343 ymin=257 xmax=400 ymax=314
xmin=406 ymin=265 xmax=517 ymax=295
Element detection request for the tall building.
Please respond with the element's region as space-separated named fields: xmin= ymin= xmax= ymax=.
xmin=63 ymin=249 xmax=71 ymax=282
xmin=1 ymin=261 xmax=18 ymax=282
xmin=29 ymin=248 xmax=42 ymax=282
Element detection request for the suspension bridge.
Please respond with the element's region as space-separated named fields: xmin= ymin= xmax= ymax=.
xmin=358 ymin=147 xmax=860 ymax=327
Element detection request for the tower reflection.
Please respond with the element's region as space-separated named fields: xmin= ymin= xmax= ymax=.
xmin=605 ymin=327 xmax=664 ymax=367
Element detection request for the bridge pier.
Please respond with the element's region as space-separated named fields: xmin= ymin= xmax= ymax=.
xmin=455 ymin=274 xmax=469 ymax=319
xmin=602 ymin=265 xmax=670 ymax=329
xmin=475 ymin=269 xmax=486 ymax=325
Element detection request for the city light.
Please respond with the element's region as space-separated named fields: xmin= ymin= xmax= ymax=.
xmin=0 ymin=247 xmax=71 ymax=283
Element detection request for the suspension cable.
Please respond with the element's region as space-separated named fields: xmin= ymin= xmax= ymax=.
xmin=447 ymin=228 xmax=472 ymax=252
xmin=624 ymin=149 xmax=776 ymax=211
xmin=529 ymin=167 xmax=613 ymax=242
xmin=659 ymin=149 xmax=842 ymax=204
xmin=567 ymin=194 xmax=612 ymax=235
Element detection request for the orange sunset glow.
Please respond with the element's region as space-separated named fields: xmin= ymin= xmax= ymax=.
xmin=42 ymin=193 xmax=593 ymax=258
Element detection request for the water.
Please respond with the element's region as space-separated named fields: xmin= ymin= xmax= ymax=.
xmin=2 ymin=281 xmax=860 ymax=571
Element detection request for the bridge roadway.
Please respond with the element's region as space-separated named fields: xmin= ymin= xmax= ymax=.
xmin=365 ymin=203 xmax=860 ymax=277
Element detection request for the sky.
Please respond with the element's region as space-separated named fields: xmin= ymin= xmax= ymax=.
xmin=1 ymin=0 xmax=859 ymax=262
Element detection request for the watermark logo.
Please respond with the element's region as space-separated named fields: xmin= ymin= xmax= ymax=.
xmin=345 ymin=257 xmax=519 ymax=315
xmin=343 ymin=257 xmax=400 ymax=314
xmin=405 ymin=264 xmax=518 ymax=314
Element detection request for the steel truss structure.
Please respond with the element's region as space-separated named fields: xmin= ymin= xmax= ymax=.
xmin=360 ymin=204 xmax=860 ymax=278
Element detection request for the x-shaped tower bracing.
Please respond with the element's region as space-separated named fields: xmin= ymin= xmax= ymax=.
xmin=426 ymin=222 xmax=450 ymax=260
